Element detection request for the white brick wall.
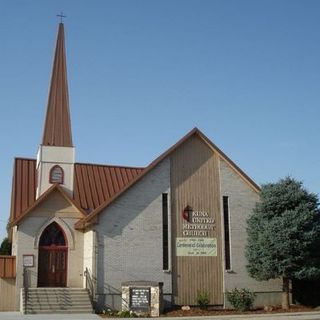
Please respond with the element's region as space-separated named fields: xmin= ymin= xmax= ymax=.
xmin=36 ymin=145 xmax=75 ymax=197
xmin=219 ymin=159 xmax=282 ymax=306
xmin=14 ymin=191 xmax=84 ymax=310
xmin=83 ymin=230 xmax=95 ymax=288
xmin=93 ymin=158 xmax=171 ymax=310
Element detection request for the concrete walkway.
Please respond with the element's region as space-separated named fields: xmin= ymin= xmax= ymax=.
xmin=0 ymin=313 xmax=100 ymax=320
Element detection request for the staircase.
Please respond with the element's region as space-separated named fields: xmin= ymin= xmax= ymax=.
xmin=21 ymin=288 xmax=94 ymax=314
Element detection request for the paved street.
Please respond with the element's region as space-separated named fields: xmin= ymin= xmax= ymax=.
xmin=161 ymin=312 xmax=320 ymax=320
xmin=155 ymin=311 xmax=320 ymax=320
xmin=1 ymin=311 xmax=320 ymax=320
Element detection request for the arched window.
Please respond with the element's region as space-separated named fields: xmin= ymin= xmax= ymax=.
xmin=39 ymin=222 xmax=66 ymax=246
xmin=49 ymin=165 xmax=64 ymax=184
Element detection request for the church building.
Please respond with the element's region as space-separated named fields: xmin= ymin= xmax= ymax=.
xmin=1 ymin=23 xmax=282 ymax=313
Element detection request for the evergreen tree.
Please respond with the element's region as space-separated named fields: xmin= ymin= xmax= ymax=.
xmin=0 ymin=237 xmax=11 ymax=255
xmin=246 ymin=177 xmax=320 ymax=309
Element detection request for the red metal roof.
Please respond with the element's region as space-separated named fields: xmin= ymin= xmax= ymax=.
xmin=10 ymin=158 xmax=37 ymax=222
xmin=75 ymin=128 xmax=261 ymax=229
xmin=74 ymin=163 xmax=144 ymax=214
xmin=9 ymin=159 xmax=144 ymax=223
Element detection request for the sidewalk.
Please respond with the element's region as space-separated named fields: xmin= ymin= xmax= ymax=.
xmin=108 ymin=311 xmax=320 ymax=320
xmin=156 ymin=311 xmax=320 ymax=320
xmin=0 ymin=313 xmax=100 ymax=320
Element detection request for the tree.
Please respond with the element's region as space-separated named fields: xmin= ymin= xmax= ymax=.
xmin=0 ymin=237 xmax=11 ymax=255
xmin=246 ymin=177 xmax=320 ymax=310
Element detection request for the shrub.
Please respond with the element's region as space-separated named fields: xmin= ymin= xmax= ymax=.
xmin=196 ymin=291 xmax=210 ymax=309
xmin=101 ymin=309 xmax=138 ymax=318
xmin=226 ymin=288 xmax=256 ymax=311
xmin=102 ymin=307 xmax=118 ymax=316
xmin=117 ymin=310 xmax=138 ymax=318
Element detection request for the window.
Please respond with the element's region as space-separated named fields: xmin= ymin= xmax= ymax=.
xmin=223 ymin=196 xmax=231 ymax=270
xmin=49 ymin=165 xmax=64 ymax=184
xmin=39 ymin=222 xmax=66 ymax=246
xmin=162 ymin=193 xmax=169 ymax=270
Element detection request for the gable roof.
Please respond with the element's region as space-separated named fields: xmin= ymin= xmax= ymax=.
xmin=10 ymin=128 xmax=260 ymax=229
xmin=10 ymin=183 xmax=86 ymax=226
xmin=10 ymin=158 xmax=37 ymax=223
xmin=9 ymin=158 xmax=144 ymax=225
xmin=73 ymin=163 xmax=144 ymax=214
xmin=74 ymin=127 xmax=260 ymax=230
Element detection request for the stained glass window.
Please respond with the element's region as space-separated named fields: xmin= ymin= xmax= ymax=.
xmin=39 ymin=222 xmax=66 ymax=246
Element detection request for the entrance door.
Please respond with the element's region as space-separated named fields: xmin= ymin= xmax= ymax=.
xmin=38 ymin=222 xmax=68 ymax=287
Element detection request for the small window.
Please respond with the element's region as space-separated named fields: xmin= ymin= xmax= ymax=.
xmin=162 ymin=193 xmax=169 ymax=270
xmin=50 ymin=165 xmax=64 ymax=184
xmin=223 ymin=196 xmax=231 ymax=270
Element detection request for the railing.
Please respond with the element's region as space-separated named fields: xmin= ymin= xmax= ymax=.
xmin=23 ymin=266 xmax=28 ymax=314
xmin=84 ymin=268 xmax=95 ymax=306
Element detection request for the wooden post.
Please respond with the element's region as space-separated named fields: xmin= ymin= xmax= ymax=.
xmin=282 ymin=277 xmax=290 ymax=310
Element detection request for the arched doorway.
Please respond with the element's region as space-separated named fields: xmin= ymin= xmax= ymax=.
xmin=38 ymin=222 xmax=68 ymax=287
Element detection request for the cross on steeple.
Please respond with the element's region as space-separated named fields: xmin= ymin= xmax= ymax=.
xmin=57 ymin=12 xmax=66 ymax=23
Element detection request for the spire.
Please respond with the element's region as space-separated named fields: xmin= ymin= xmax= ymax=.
xmin=42 ymin=23 xmax=73 ymax=147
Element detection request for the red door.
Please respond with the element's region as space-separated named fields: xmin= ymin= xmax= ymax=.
xmin=38 ymin=222 xmax=68 ymax=287
xmin=38 ymin=247 xmax=67 ymax=287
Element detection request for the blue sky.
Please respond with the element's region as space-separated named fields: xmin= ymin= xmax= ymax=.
xmin=0 ymin=0 xmax=319 ymax=241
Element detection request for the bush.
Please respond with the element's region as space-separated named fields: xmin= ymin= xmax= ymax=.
xmin=117 ymin=310 xmax=138 ymax=318
xmin=226 ymin=288 xmax=256 ymax=311
xmin=196 ymin=291 xmax=210 ymax=309
xmin=102 ymin=307 xmax=118 ymax=316
xmin=101 ymin=308 xmax=138 ymax=317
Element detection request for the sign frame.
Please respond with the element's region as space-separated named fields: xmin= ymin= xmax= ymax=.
xmin=23 ymin=254 xmax=34 ymax=267
xmin=176 ymin=237 xmax=217 ymax=257
xmin=129 ymin=287 xmax=151 ymax=310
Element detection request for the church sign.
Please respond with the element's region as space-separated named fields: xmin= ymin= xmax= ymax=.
xmin=177 ymin=206 xmax=217 ymax=256
xmin=181 ymin=206 xmax=215 ymax=237
xmin=129 ymin=287 xmax=150 ymax=310
xmin=176 ymin=237 xmax=217 ymax=256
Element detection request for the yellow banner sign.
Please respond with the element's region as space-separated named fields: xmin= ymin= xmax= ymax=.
xmin=176 ymin=238 xmax=217 ymax=257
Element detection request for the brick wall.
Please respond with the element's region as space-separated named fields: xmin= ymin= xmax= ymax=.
xmin=94 ymin=158 xmax=171 ymax=311
xmin=219 ymin=159 xmax=282 ymax=307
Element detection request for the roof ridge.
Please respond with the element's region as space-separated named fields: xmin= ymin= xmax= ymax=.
xmin=14 ymin=157 xmax=36 ymax=161
xmin=75 ymin=127 xmax=260 ymax=230
xmin=75 ymin=162 xmax=145 ymax=170
xmin=10 ymin=184 xmax=86 ymax=226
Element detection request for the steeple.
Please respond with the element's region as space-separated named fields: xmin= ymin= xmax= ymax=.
xmin=42 ymin=23 xmax=73 ymax=147
xmin=36 ymin=22 xmax=75 ymax=198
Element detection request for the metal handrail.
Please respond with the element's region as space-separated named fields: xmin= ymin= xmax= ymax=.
xmin=23 ymin=266 xmax=28 ymax=314
xmin=84 ymin=267 xmax=94 ymax=305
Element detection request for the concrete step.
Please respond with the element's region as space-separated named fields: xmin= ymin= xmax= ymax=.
xmin=23 ymin=295 xmax=91 ymax=300
xmin=25 ymin=309 xmax=93 ymax=314
xmin=25 ymin=289 xmax=89 ymax=293
xmin=24 ymin=302 xmax=92 ymax=307
xmin=21 ymin=288 xmax=94 ymax=314
xmin=25 ymin=305 xmax=93 ymax=310
xmin=24 ymin=294 xmax=90 ymax=298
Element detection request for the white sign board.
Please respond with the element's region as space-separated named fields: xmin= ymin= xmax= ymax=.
xmin=176 ymin=237 xmax=217 ymax=257
xmin=23 ymin=255 xmax=34 ymax=267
